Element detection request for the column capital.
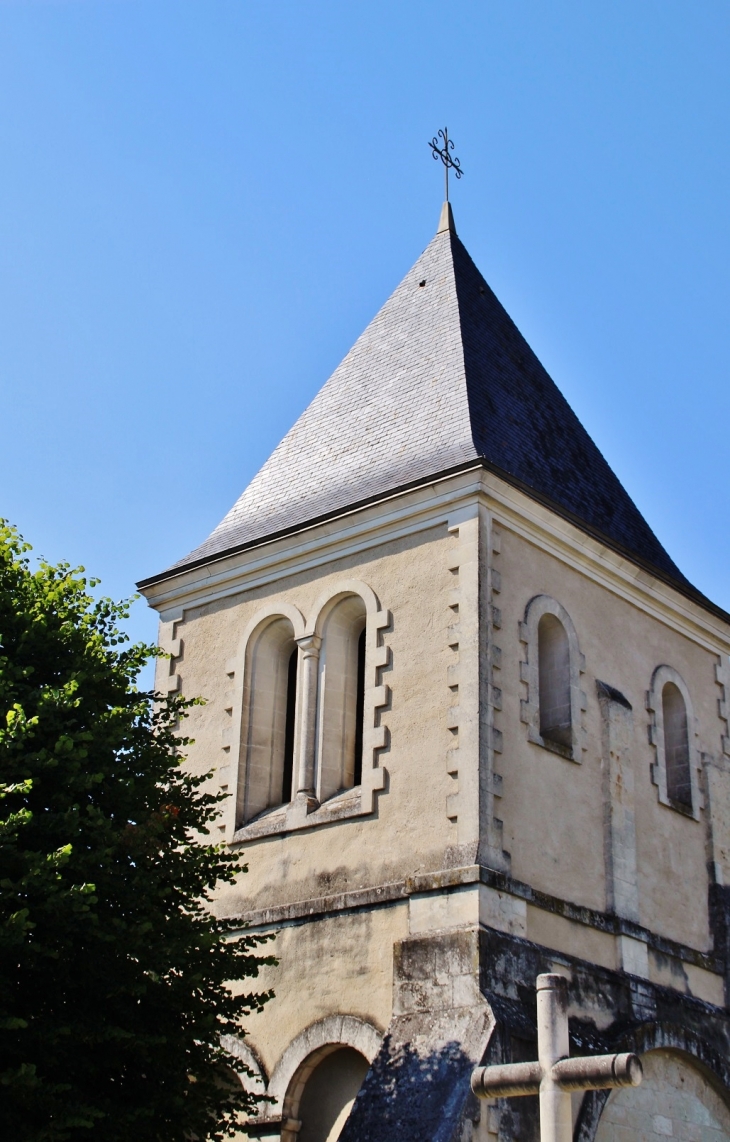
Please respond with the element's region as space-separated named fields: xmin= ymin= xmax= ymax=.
xmin=296 ymin=633 xmax=322 ymax=657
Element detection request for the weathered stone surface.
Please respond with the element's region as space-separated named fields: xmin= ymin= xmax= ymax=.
xmin=340 ymin=931 xmax=493 ymax=1142
xmin=589 ymin=1051 xmax=730 ymax=1142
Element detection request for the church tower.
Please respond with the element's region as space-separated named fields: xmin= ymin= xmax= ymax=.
xmin=139 ymin=204 xmax=730 ymax=1142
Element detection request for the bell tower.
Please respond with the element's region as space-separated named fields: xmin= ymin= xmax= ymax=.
xmin=139 ymin=205 xmax=730 ymax=1142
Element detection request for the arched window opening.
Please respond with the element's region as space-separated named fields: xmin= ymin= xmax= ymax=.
xmin=353 ymin=628 xmax=366 ymax=787
xmin=239 ymin=617 xmax=298 ymax=826
xmin=281 ymin=647 xmax=298 ymax=805
xmin=295 ymin=1047 xmax=369 ymax=1142
xmin=315 ymin=595 xmax=367 ymax=803
xmin=538 ymin=613 xmax=572 ymax=749
xmin=662 ymin=681 xmax=691 ymax=808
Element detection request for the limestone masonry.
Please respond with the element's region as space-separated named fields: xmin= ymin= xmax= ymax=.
xmin=140 ymin=204 xmax=730 ymax=1141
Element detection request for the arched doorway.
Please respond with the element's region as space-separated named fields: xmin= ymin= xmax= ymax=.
xmin=284 ymin=1045 xmax=369 ymax=1142
xmin=595 ymin=1050 xmax=730 ymax=1141
xmin=216 ymin=1036 xmax=268 ymax=1141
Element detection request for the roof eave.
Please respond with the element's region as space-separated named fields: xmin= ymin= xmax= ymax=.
xmin=136 ymin=459 xmax=730 ymax=629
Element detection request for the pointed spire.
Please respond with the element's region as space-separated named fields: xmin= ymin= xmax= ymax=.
xmin=142 ymin=212 xmax=692 ymax=602
xmin=437 ymin=201 xmax=456 ymax=235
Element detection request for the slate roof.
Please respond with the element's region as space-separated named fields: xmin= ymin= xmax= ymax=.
xmin=142 ymin=206 xmax=691 ymax=593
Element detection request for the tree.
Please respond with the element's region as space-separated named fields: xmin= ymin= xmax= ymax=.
xmin=0 ymin=522 xmax=275 ymax=1141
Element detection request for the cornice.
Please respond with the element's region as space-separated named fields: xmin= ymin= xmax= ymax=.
xmin=226 ymin=863 xmax=722 ymax=977
xmin=139 ymin=466 xmax=730 ymax=653
xmin=483 ymin=472 xmax=730 ymax=654
xmin=138 ymin=467 xmax=484 ymax=619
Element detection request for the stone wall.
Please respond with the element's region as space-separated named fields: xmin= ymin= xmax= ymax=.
xmin=140 ymin=469 xmax=730 ymax=1141
xmin=594 ymin=1050 xmax=730 ymax=1141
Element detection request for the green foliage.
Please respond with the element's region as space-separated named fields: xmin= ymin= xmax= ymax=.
xmin=0 ymin=522 xmax=275 ymax=1141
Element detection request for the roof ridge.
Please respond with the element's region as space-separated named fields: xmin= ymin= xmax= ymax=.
xmin=448 ymin=232 xmax=687 ymax=585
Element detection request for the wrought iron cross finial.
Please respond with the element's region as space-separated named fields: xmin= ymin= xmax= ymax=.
xmin=429 ymin=127 xmax=463 ymax=202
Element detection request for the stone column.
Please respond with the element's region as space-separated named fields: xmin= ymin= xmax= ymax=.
xmin=293 ymin=634 xmax=321 ymax=813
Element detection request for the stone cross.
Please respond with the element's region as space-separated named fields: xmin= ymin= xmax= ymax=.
xmin=471 ymin=974 xmax=642 ymax=1142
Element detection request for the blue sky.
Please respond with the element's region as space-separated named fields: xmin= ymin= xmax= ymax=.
xmin=1 ymin=1 xmax=728 ymax=683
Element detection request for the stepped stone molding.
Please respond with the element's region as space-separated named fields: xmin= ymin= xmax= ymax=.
xmin=484 ymin=515 xmax=506 ymax=868
xmin=157 ymin=611 xmax=185 ymax=698
xmin=519 ymin=594 xmax=587 ymax=762
xmin=716 ymin=654 xmax=730 ymax=757
xmin=155 ymin=609 xmax=186 ymax=736
xmin=222 ymin=581 xmax=390 ymax=842
xmin=444 ymin=510 xmax=474 ymax=825
xmin=646 ymin=664 xmax=702 ymax=821
xmin=703 ymin=658 xmax=730 ymax=889
xmin=443 ymin=506 xmax=506 ymax=871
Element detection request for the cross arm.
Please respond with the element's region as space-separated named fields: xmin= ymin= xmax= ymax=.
xmin=471 ymin=1052 xmax=642 ymax=1100
xmin=551 ymin=1052 xmax=642 ymax=1092
xmin=470 ymin=1061 xmax=542 ymax=1099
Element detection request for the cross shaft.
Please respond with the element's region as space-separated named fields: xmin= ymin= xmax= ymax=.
xmin=471 ymin=974 xmax=642 ymax=1142
xmin=428 ymin=127 xmax=463 ymax=202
